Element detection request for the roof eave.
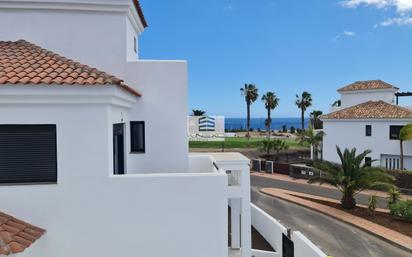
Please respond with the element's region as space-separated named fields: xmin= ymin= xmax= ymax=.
xmin=132 ymin=0 xmax=148 ymax=28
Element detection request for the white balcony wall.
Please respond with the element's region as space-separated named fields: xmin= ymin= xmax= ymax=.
xmin=0 ymin=88 xmax=228 ymax=257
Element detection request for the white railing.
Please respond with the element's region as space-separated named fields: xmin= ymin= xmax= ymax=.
xmin=251 ymin=204 xmax=328 ymax=257
xmin=251 ymin=203 xmax=286 ymax=256
xmin=292 ymin=232 xmax=327 ymax=257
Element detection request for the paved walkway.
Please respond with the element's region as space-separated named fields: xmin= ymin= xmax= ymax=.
xmin=260 ymin=187 xmax=412 ymax=252
xmin=252 ymin=172 xmax=412 ymax=201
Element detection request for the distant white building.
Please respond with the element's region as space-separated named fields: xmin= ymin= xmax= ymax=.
xmin=321 ymin=80 xmax=412 ymax=170
xmin=188 ymin=115 xmax=225 ymax=140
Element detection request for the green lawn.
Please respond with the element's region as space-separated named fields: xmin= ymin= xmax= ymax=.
xmin=189 ymin=137 xmax=307 ymax=149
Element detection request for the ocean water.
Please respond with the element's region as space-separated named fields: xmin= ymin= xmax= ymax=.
xmin=225 ymin=117 xmax=309 ymax=131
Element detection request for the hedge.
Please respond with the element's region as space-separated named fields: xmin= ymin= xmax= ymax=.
xmin=387 ymin=170 xmax=412 ymax=190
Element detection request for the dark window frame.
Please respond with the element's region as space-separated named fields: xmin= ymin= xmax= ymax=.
xmin=130 ymin=121 xmax=145 ymax=153
xmin=365 ymin=125 xmax=372 ymax=137
xmin=389 ymin=125 xmax=403 ymax=140
xmin=134 ymin=37 xmax=137 ymax=53
xmin=0 ymin=124 xmax=57 ymax=185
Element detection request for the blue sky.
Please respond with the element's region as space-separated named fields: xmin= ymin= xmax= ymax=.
xmin=139 ymin=0 xmax=412 ymax=118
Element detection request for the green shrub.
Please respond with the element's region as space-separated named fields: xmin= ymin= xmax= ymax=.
xmin=389 ymin=200 xmax=412 ymax=221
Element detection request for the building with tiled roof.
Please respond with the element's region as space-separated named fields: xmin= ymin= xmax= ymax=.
xmin=0 ymin=212 xmax=45 ymax=255
xmin=0 ymin=2 xmax=255 ymax=257
xmin=321 ymin=80 xmax=412 ymax=171
xmin=321 ymin=101 xmax=412 ymax=120
xmin=337 ymin=80 xmax=398 ymax=92
xmin=0 ymin=40 xmax=141 ymax=96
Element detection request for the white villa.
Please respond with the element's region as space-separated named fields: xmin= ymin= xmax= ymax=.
xmin=0 ymin=1 xmax=253 ymax=257
xmin=321 ymin=80 xmax=412 ymax=170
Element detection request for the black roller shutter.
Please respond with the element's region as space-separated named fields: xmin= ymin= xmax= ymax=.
xmin=0 ymin=125 xmax=57 ymax=184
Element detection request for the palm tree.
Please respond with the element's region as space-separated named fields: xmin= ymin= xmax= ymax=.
xmin=299 ymin=126 xmax=325 ymax=161
xmin=192 ymin=109 xmax=205 ymax=116
xmin=309 ymin=146 xmax=394 ymax=209
xmin=240 ymin=84 xmax=259 ymax=142
xmin=399 ymin=124 xmax=412 ymax=170
xmin=310 ymin=110 xmax=323 ymax=129
xmin=261 ymin=92 xmax=279 ymax=139
xmin=295 ymin=91 xmax=312 ymax=131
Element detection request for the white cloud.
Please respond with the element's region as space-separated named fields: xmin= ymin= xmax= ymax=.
xmin=334 ymin=30 xmax=357 ymax=40
xmin=378 ymin=16 xmax=412 ymax=25
xmin=223 ymin=4 xmax=234 ymax=11
xmin=343 ymin=30 xmax=357 ymax=36
xmin=340 ymin=0 xmax=412 ymax=12
xmin=340 ymin=0 xmax=412 ymax=27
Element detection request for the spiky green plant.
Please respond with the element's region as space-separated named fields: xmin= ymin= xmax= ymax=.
xmin=309 ymin=146 xmax=395 ymax=209
xmin=387 ymin=187 xmax=401 ymax=207
xmin=368 ymin=195 xmax=378 ymax=215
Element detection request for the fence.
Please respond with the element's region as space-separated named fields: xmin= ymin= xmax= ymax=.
xmin=251 ymin=203 xmax=328 ymax=257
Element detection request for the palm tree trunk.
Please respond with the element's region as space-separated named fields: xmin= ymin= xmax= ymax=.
xmin=400 ymin=139 xmax=404 ymax=170
xmin=313 ymin=144 xmax=317 ymax=161
xmin=341 ymin=191 xmax=356 ymax=209
xmin=246 ymin=102 xmax=251 ymax=144
xmin=267 ymin=108 xmax=271 ymax=139
xmin=301 ymin=107 xmax=305 ymax=131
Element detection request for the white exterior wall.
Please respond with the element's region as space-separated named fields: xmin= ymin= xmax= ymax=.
xmin=0 ymin=87 xmax=228 ymax=257
xmin=340 ymin=89 xmax=396 ymax=108
xmin=0 ymin=0 xmax=143 ymax=78
xmin=125 ymin=61 xmax=189 ymax=173
xmin=323 ymin=120 xmax=412 ymax=169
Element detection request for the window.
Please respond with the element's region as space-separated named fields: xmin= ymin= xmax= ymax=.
xmin=364 ymin=157 xmax=372 ymax=167
xmin=365 ymin=125 xmax=372 ymax=137
xmin=389 ymin=125 xmax=403 ymax=140
xmin=134 ymin=37 xmax=137 ymax=53
xmin=0 ymin=125 xmax=57 ymax=184
xmin=130 ymin=121 xmax=145 ymax=153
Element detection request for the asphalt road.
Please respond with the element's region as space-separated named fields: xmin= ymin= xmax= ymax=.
xmin=251 ymin=175 xmax=390 ymax=209
xmin=251 ymin=177 xmax=412 ymax=257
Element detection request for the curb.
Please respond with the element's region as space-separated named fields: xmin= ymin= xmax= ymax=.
xmin=260 ymin=188 xmax=412 ymax=253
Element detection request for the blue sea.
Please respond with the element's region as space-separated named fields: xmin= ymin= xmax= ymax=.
xmin=225 ymin=117 xmax=309 ymax=131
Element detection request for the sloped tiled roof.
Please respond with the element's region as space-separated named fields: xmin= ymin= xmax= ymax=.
xmin=321 ymin=101 xmax=412 ymax=120
xmin=337 ymin=80 xmax=398 ymax=92
xmin=0 ymin=211 xmax=45 ymax=255
xmin=0 ymin=40 xmax=141 ymax=97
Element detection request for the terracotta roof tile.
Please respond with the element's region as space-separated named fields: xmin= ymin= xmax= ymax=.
xmin=0 ymin=40 xmax=141 ymax=97
xmin=0 ymin=211 xmax=45 ymax=255
xmin=321 ymin=101 xmax=412 ymax=120
xmin=337 ymin=80 xmax=398 ymax=92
